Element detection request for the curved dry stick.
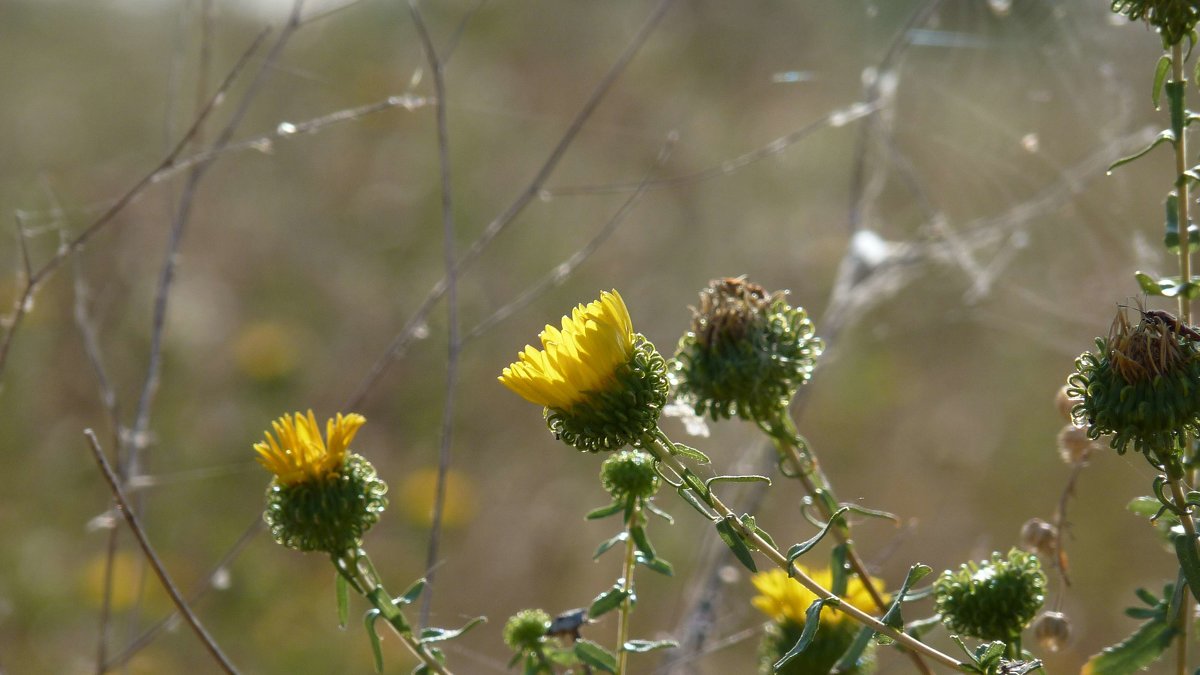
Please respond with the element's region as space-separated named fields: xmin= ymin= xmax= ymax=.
xmin=345 ymin=0 xmax=679 ymax=410
xmin=84 ymin=430 xmax=238 ymax=675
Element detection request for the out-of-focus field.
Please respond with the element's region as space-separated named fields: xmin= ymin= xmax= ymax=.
xmin=0 ymin=1 xmax=1182 ymax=673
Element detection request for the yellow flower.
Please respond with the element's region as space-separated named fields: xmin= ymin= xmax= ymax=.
xmin=751 ymin=566 xmax=885 ymax=628
xmin=253 ymin=410 xmax=365 ymax=486
xmin=499 ymin=290 xmax=634 ymax=410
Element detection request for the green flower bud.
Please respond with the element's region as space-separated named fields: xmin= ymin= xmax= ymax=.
xmin=600 ymin=449 xmax=660 ymax=501
xmin=671 ymin=278 xmax=822 ymax=423
xmin=1068 ymin=307 xmax=1200 ymax=463
xmin=263 ymin=453 xmax=389 ymax=553
xmin=1110 ymin=0 xmax=1200 ymax=46
xmin=503 ymin=608 xmax=551 ymax=651
xmin=934 ymin=549 xmax=1046 ymax=643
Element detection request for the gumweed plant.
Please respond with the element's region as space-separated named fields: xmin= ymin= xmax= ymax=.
xmin=1055 ymin=2 xmax=1200 ymax=673
xmin=254 ymin=411 xmax=482 ymax=674
xmin=497 ymin=288 xmax=1057 ymax=674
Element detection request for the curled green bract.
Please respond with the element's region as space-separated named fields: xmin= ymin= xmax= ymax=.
xmin=671 ymin=278 xmax=822 ymax=423
xmin=263 ymin=453 xmax=388 ymax=553
xmin=600 ymin=449 xmax=661 ymax=500
xmin=1068 ymin=325 xmax=1200 ymax=462
xmin=933 ymin=549 xmax=1046 ymax=644
xmin=546 ymin=336 xmax=670 ymax=452
xmin=1111 ymin=0 xmax=1200 ymax=46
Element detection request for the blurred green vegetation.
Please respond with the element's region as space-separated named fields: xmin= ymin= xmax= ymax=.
xmin=0 ymin=0 xmax=1185 ymax=673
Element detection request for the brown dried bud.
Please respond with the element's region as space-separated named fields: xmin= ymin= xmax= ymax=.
xmin=1019 ymin=518 xmax=1057 ymax=558
xmin=1056 ymin=424 xmax=1095 ymax=465
xmin=1032 ymin=611 xmax=1071 ymax=652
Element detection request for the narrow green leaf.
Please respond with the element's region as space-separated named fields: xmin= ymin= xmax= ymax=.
xmin=412 ymin=664 xmax=429 ymax=675
xmin=1135 ymin=272 xmax=1169 ymax=296
xmin=586 ymin=502 xmax=625 ymax=520
xmin=419 ymin=616 xmax=486 ymax=643
xmin=635 ymin=552 xmax=674 ymax=576
xmin=594 ymin=532 xmax=629 ymax=561
xmin=574 ymin=639 xmax=618 ymax=673
xmin=775 ymin=598 xmax=835 ymax=670
xmin=785 ymin=506 xmax=852 ymax=566
xmin=336 ymin=571 xmax=350 ymax=629
xmin=754 ymin=524 xmax=778 ymax=551
xmin=631 ymin=525 xmax=655 ymax=559
xmin=364 ymin=610 xmax=385 ymax=672
xmin=623 ymin=639 xmax=679 ymax=653
xmin=841 ymin=502 xmax=900 ymax=523
xmin=587 ymin=585 xmax=631 ymax=619
xmin=676 ymin=487 xmax=717 ymax=520
xmin=878 ymin=564 xmax=933 ymax=638
xmin=672 ymin=442 xmax=711 ymax=464
xmin=1168 ymin=81 xmax=1187 ymax=139
xmin=1081 ymin=616 xmax=1177 ymax=675
xmin=398 ymin=578 xmax=426 ymax=606
xmin=1128 ymin=495 xmax=1165 ymax=518
xmin=705 ymin=474 xmax=771 ymax=490
xmin=1154 ymin=54 xmax=1172 ymax=109
xmin=834 ymin=625 xmax=876 ymax=673
xmin=682 ymin=471 xmax=709 ymax=497
xmin=715 ymin=517 xmax=757 ymax=572
xmin=1174 ymin=533 xmax=1200 ymax=603
xmin=645 ymin=500 xmax=674 ymax=523
xmin=830 ymin=544 xmax=849 ymax=597
xmin=1107 ymin=130 xmax=1175 ymax=173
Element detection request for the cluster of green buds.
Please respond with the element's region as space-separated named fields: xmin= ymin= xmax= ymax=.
xmin=670 ymin=277 xmax=822 ymax=423
xmin=1068 ymin=307 xmax=1200 ymax=464
xmin=933 ymin=549 xmax=1046 ymax=644
xmin=255 ymin=411 xmax=389 ymax=553
xmin=600 ymin=449 xmax=661 ymax=503
xmin=1110 ymin=0 xmax=1200 ymax=46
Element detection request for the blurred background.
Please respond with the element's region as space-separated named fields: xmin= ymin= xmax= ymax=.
xmin=0 ymin=0 xmax=1184 ymax=672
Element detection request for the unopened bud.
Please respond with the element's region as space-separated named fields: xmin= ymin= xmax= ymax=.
xmin=1019 ymin=518 xmax=1057 ymax=558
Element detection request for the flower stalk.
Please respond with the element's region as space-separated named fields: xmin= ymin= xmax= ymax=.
xmin=763 ymin=412 xmax=933 ymax=675
xmin=640 ymin=429 xmax=968 ymax=672
xmin=616 ymin=504 xmax=639 ymax=675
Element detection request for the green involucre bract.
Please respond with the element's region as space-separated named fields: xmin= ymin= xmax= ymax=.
xmin=933 ymin=549 xmax=1046 ymax=643
xmin=263 ymin=453 xmax=388 ymax=553
xmin=600 ymin=449 xmax=660 ymax=500
xmin=1111 ymin=0 xmax=1200 ymax=46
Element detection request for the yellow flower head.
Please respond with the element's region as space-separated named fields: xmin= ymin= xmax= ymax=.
xmin=751 ymin=566 xmax=885 ymax=628
xmin=254 ymin=410 xmax=366 ymax=486
xmin=500 ymin=290 xmax=634 ymax=410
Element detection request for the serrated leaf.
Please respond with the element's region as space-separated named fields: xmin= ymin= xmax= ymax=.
xmin=1154 ymin=54 xmax=1172 ymax=108
xmin=785 ymin=506 xmax=851 ymax=566
xmin=588 ymin=585 xmax=631 ymax=619
xmin=1108 ymin=129 xmax=1175 ymax=173
xmin=336 ymin=571 xmax=350 ymax=629
xmin=974 ymin=641 xmax=1006 ymax=667
xmin=586 ymin=502 xmax=625 ymax=520
xmin=574 ymin=639 xmax=618 ymax=673
xmin=419 ymin=616 xmax=486 ymax=643
xmin=398 ymin=578 xmax=426 ymax=606
xmin=672 ymin=442 xmax=711 ymax=464
xmin=776 ymin=598 xmax=835 ymax=670
xmin=1081 ymin=616 xmax=1177 ymax=675
xmin=364 ymin=610 xmax=385 ymax=672
xmin=1174 ymin=533 xmax=1200 ymax=603
xmin=594 ymin=532 xmax=629 ymax=561
xmin=623 ymin=639 xmax=679 ymax=653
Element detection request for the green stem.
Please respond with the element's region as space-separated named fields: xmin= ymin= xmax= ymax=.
xmin=1172 ymin=40 xmax=1194 ymax=675
xmin=616 ymin=505 xmax=640 ymax=675
xmin=767 ymin=414 xmax=934 ymax=675
xmin=643 ymin=429 xmax=969 ymax=672
xmin=336 ymin=551 xmax=453 ymax=675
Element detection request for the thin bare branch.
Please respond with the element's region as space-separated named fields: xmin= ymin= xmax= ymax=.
xmin=346 ymin=0 xmax=679 ymax=410
xmin=83 ymin=430 xmax=239 ymax=675
xmin=0 ymin=27 xmax=271 ymax=379
xmin=103 ymin=519 xmax=264 ymax=671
